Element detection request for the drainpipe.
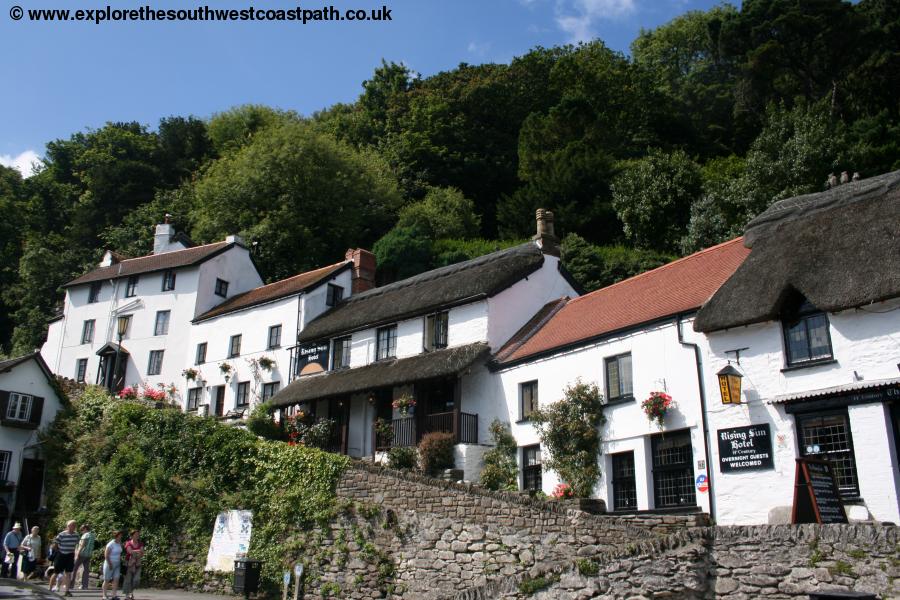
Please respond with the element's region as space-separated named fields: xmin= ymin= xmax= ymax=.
xmin=677 ymin=313 xmax=716 ymax=523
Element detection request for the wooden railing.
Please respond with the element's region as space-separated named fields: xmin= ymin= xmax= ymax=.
xmin=374 ymin=412 xmax=478 ymax=451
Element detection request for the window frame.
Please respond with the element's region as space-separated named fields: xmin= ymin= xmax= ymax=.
xmin=195 ymin=342 xmax=207 ymax=365
xmin=376 ymin=325 xmax=397 ymax=361
xmin=125 ymin=275 xmax=139 ymax=298
xmin=424 ymin=311 xmax=449 ymax=351
xmin=147 ymin=350 xmax=165 ymax=376
xmin=522 ymin=445 xmax=542 ymax=492
xmin=161 ymin=269 xmax=176 ymax=291
xmin=214 ymin=278 xmax=229 ymax=298
xmin=268 ymin=324 xmax=282 ymax=350
xmin=0 ymin=450 xmax=10 ymax=481
xmin=519 ymin=380 xmax=538 ymax=422
xmin=261 ymin=381 xmax=280 ymax=401
xmin=6 ymin=392 xmax=33 ymax=422
xmin=604 ymin=353 xmax=634 ymax=403
xmin=236 ymin=381 xmax=250 ymax=407
xmin=611 ymin=451 xmax=638 ymax=511
xmin=81 ymin=319 xmax=95 ymax=345
xmin=325 ymin=283 xmax=344 ymax=307
xmin=154 ymin=310 xmax=171 ymax=336
xmin=795 ymin=409 xmax=860 ymax=498
xmin=88 ymin=281 xmax=102 ymax=304
xmin=229 ymin=334 xmax=242 ymax=358
xmin=75 ymin=358 xmax=88 ymax=383
xmin=331 ymin=336 xmax=352 ymax=370
xmin=782 ymin=305 xmax=834 ymax=368
xmin=186 ymin=387 xmax=202 ymax=411
xmin=651 ymin=429 xmax=696 ymax=508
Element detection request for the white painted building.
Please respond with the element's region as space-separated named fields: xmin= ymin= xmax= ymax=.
xmin=0 ymin=352 xmax=67 ymax=533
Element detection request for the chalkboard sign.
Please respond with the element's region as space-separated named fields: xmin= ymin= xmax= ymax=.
xmin=717 ymin=423 xmax=774 ymax=472
xmin=791 ymin=458 xmax=848 ymax=524
xmin=295 ymin=342 xmax=329 ymax=376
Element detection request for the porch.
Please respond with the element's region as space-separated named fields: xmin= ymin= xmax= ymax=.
xmin=375 ymin=410 xmax=479 ymax=449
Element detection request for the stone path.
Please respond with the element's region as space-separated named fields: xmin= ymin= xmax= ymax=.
xmin=37 ymin=582 xmax=242 ymax=599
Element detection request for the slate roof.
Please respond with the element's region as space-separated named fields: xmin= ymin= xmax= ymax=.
xmin=63 ymin=241 xmax=232 ymax=287
xmin=494 ymin=238 xmax=750 ymax=366
xmin=297 ymin=243 xmax=545 ymax=342
xmin=269 ymin=342 xmax=491 ymax=407
xmin=0 ymin=352 xmax=65 ymax=403
xmin=194 ymin=261 xmax=350 ymax=322
xmin=695 ymin=170 xmax=900 ymax=332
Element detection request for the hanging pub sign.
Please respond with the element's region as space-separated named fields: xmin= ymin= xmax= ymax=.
xmin=295 ymin=341 xmax=329 ymax=376
xmin=717 ymin=423 xmax=774 ymax=472
xmin=791 ymin=458 xmax=848 ymax=524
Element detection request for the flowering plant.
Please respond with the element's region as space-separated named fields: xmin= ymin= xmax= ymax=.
xmin=552 ymin=483 xmax=574 ymax=499
xmin=182 ymin=368 xmax=199 ymax=381
xmin=374 ymin=418 xmax=394 ymax=446
xmin=257 ymin=356 xmax=275 ymax=371
xmin=391 ymin=394 xmax=416 ymax=416
xmin=642 ymin=391 xmax=674 ymax=428
xmin=118 ymin=386 xmax=139 ymax=400
xmin=283 ymin=412 xmax=334 ymax=449
xmin=143 ymin=387 xmax=167 ymax=402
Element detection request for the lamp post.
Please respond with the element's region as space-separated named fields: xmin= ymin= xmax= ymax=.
xmin=716 ymin=364 xmax=743 ymax=404
xmin=113 ymin=316 xmax=128 ymax=392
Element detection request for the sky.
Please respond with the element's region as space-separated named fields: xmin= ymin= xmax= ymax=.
xmin=1 ymin=0 xmax=728 ymax=175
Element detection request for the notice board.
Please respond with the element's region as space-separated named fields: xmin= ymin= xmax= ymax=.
xmin=205 ymin=510 xmax=253 ymax=572
xmin=717 ymin=423 xmax=774 ymax=472
xmin=791 ymin=458 xmax=848 ymax=524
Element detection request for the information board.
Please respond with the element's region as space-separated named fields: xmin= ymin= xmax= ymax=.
xmin=791 ymin=458 xmax=848 ymax=524
xmin=295 ymin=342 xmax=329 ymax=376
xmin=205 ymin=510 xmax=253 ymax=572
xmin=717 ymin=423 xmax=774 ymax=472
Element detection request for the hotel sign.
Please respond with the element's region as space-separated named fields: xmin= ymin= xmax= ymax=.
xmin=295 ymin=341 xmax=329 ymax=376
xmin=717 ymin=423 xmax=774 ymax=472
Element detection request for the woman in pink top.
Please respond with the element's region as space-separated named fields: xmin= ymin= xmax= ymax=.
xmin=122 ymin=530 xmax=144 ymax=600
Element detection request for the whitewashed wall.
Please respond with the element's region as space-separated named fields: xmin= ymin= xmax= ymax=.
xmin=194 ymin=245 xmax=262 ymax=318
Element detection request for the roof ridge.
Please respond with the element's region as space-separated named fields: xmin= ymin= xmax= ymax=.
xmin=116 ymin=239 xmax=228 ymax=263
xmin=567 ymin=237 xmax=744 ymax=306
xmin=254 ymin=260 xmax=349 ymax=290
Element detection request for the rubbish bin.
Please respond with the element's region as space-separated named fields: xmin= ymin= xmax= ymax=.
xmin=809 ymin=592 xmax=878 ymax=600
xmin=234 ymin=558 xmax=262 ymax=597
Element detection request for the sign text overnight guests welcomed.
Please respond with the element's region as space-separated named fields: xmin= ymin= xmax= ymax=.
xmin=717 ymin=423 xmax=774 ymax=472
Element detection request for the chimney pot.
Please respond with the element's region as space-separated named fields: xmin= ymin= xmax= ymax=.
xmin=533 ymin=208 xmax=559 ymax=256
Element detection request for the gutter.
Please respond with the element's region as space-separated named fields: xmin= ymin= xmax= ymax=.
xmin=676 ymin=313 xmax=716 ymax=523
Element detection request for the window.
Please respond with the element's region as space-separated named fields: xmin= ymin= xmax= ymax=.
xmin=187 ymin=387 xmax=202 ymax=411
xmin=376 ymin=325 xmax=397 ymax=360
xmin=81 ymin=320 xmax=95 ymax=344
xmin=797 ymin=411 xmax=859 ymax=497
xmin=605 ymin=353 xmax=633 ymax=402
xmin=195 ymin=342 xmax=207 ymax=365
xmin=651 ymin=430 xmax=696 ymax=508
xmin=331 ymin=336 xmax=352 ymax=370
xmin=147 ymin=350 xmax=164 ymax=376
xmin=522 ymin=445 xmax=542 ymax=492
xmin=154 ymin=310 xmax=170 ymax=336
xmin=116 ymin=315 xmax=131 ymax=339
xmin=519 ymin=380 xmax=538 ymax=421
xmin=783 ymin=300 xmax=833 ymax=367
xmin=162 ymin=269 xmax=176 ymax=291
xmin=75 ymin=358 xmax=88 ymax=383
xmin=125 ymin=275 xmax=139 ymax=298
xmin=88 ymin=281 xmax=101 ymax=303
xmin=262 ymin=382 xmax=280 ymax=401
xmin=326 ymin=284 xmax=344 ymax=307
xmin=0 ymin=451 xmax=10 ymax=481
xmin=425 ymin=311 xmax=449 ymax=351
xmin=611 ymin=452 xmax=637 ymax=511
xmin=6 ymin=393 xmax=33 ymax=422
xmin=229 ymin=334 xmax=242 ymax=358
xmin=236 ymin=381 xmax=250 ymax=407
xmin=268 ymin=325 xmax=282 ymax=350
xmin=215 ymin=278 xmax=229 ymax=298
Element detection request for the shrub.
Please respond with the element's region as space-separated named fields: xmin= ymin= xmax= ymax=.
xmin=386 ymin=447 xmax=417 ymax=471
xmin=246 ymin=403 xmax=283 ymax=441
xmin=417 ymin=432 xmax=455 ymax=476
xmin=479 ymin=420 xmax=518 ymax=491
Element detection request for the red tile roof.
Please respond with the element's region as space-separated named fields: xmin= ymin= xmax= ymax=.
xmin=496 ymin=237 xmax=750 ymax=365
xmin=194 ymin=261 xmax=350 ymax=321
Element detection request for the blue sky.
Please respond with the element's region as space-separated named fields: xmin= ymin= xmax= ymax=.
xmin=1 ymin=0 xmax=728 ymax=174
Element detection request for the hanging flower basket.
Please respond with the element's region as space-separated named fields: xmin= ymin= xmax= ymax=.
xmin=219 ymin=362 xmax=233 ymax=382
xmin=391 ymin=394 xmax=416 ymax=416
xmin=182 ymin=368 xmax=199 ymax=381
xmin=642 ymin=391 xmax=674 ymax=429
xmin=257 ymin=356 xmax=275 ymax=371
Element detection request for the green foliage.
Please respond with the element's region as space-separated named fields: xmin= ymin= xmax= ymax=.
xmin=246 ymin=403 xmax=283 ymax=441
xmin=386 ymin=447 xmax=417 ymax=471
xmin=530 ymin=380 xmax=606 ymax=498
xmin=561 ymin=234 xmax=672 ymax=292
xmin=417 ymin=432 xmax=455 ymax=476
xmin=576 ymin=558 xmax=599 ymax=576
xmin=830 ymin=560 xmax=855 ymax=577
xmin=372 ymin=225 xmax=434 ymax=281
xmin=206 ymin=104 xmax=294 ymax=155
xmin=396 ymin=187 xmax=481 ymax=239
xmin=479 ymin=420 xmax=518 ymax=491
xmin=518 ymin=574 xmax=558 ymax=595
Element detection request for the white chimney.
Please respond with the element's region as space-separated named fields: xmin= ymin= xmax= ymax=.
xmin=226 ymin=234 xmax=246 ymax=247
xmin=153 ymin=224 xmax=175 ymax=255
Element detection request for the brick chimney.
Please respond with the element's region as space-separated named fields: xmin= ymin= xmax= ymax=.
xmin=532 ymin=208 xmax=559 ymax=256
xmin=345 ymin=248 xmax=376 ymax=293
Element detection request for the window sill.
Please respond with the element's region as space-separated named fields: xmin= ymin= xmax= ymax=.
xmin=604 ymin=396 xmax=635 ymax=407
xmin=1 ymin=419 xmax=37 ymax=430
xmin=781 ymin=358 xmax=837 ymax=372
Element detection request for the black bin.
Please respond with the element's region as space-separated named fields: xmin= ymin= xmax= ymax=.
xmin=809 ymin=592 xmax=878 ymax=600
xmin=234 ymin=558 xmax=262 ymax=597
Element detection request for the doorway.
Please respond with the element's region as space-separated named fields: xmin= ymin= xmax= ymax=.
xmin=214 ymin=386 xmax=225 ymax=417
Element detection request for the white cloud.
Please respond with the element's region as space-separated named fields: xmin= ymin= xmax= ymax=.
xmin=555 ymin=0 xmax=637 ymax=43
xmin=0 ymin=150 xmax=42 ymax=178
xmin=467 ymin=41 xmax=492 ymax=57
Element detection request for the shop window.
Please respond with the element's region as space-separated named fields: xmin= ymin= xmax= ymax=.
xmin=612 ymin=451 xmax=637 ymax=511
xmin=651 ymin=430 xmax=696 ymax=508
xmin=797 ymin=411 xmax=859 ymax=497
xmin=522 ymin=445 xmax=542 ymax=492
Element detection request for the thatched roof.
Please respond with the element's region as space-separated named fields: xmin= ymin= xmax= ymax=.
xmin=695 ymin=170 xmax=900 ymax=333
xmin=297 ymin=243 xmax=544 ymax=342
xmin=268 ymin=342 xmax=490 ymax=407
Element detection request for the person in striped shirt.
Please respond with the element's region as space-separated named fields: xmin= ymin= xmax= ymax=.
xmin=53 ymin=520 xmax=79 ymax=598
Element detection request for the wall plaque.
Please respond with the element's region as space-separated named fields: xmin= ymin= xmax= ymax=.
xmin=717 ymin=423 xmax=774 ymax=472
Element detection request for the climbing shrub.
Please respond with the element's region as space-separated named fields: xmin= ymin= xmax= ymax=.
xmin=530 ymin=380 xmax=606 ymax=497
xmin=479 ymin=419 xmax=518 ymax=491
xmin=417 ymin=432 xmax=455 ymax=475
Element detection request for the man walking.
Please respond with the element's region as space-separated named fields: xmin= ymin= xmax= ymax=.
xmin=53 ymin=520 xmax=79 ymax=597
xmin=1 ymin=522 xmax=23 ymax=579
xmin=73 ymin=524 xmax=96 ymax=590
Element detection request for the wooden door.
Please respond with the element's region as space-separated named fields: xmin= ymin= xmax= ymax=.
xmin=214 ymin=386 xmax=225 ymax=416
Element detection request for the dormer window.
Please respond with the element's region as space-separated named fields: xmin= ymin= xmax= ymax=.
xmin=162 ymin=270 xmax=176 ymax=291
xmin=326 ymin=284 xmax=344 ymax=307
xmin=88 ymin=282 xmax=102 ymax=303
xmin=215 ymin=278 xmax=229 ymax=298
xmin=783 ymin=298 xmax=833 ymax=367
xmin=425 ymin=311 xmax=449 ymax=351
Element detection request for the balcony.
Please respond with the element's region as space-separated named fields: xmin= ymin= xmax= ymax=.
xmin=375 ymin=411 xmax=478 ymax=450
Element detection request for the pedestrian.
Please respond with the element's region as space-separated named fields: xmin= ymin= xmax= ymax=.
xmin=20 ymin=526 xmax=41 ymax=580
xmin=73 ymin=523 xmax=96 ymax=590
xmin=101 ymin=530 xmax=123 ymax=600
xmin=122 ymin=529 xmax=143 ymax=600
xmin=46 ymin=539 xmax=59 ymax=588
xmin=1 ymin=522 xmax=23 ymax=579
xmin=53 ymin=520 xmax=79 ymax=597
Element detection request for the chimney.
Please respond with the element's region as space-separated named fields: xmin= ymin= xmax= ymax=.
xmin=345 ymin=248 xmax=376 ymax=293
xmin=532 ymin=208 xmax=559 ymax=256
xmin=226 ymin=234 xmax=246 ymax=247
xmin=153 ymin=223 xmax=174 ymax=255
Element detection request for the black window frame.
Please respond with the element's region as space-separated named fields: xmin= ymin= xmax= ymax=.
xmin=268 ymin=324 xmax=282 ymax=350
xmin=88 ymin=281 xmax=102 ymax=304
xmin=331 ymin=336 xmax=352 ymax=370
xmin=796 ymin=409 xmax=860 ymax=498
xmin=376 ymin=325 xmax=397 ymax=361
xmin=214 ymin=278 xmax=229 ymax=298
xmin=782 ymin=300 xmax=834 ymax=368
xmin=522 ymin=445 xmax=542 ymax=492
xmin=229 ymin=334 xmax=242 ymax=358
xmin=195 ymin=342 xmax=207 ymax=365
xmin=261 ymin=381 xmax=280 ymax=401
xmin=425 ymin=311 xmax=449 ymax=351
xmin=236 ymin=381 xmax=250 ymax=407
xmin=326 ymin=283 xmax=344 ymax=307
xmin=81 ymin=319 xmax=95 ymax=345
xmin=651 ymin=429 xmax=696 ymax=508
xmin=75 ymin=358 xmax=88 ymax=383
xmin=611 ymin=451 xmax=638 ymax=511
xmin=0 ymin=450 xmax=10 ymax=481
xmin=154 ymin=310 xmax=170 ymax=336
xmin=161 ymin=269 xmax=176 ymax=291
xmin=187 ymin=387 xmax=202 ymax=411
xmin=519 ymin=380 xmax=538 ymax=422
xmin=147 ymin=350 xmax=165 ymax=376
xmin=125 ymin=275 xmax=139 ymax=298
xmin=605 ymin=353 xmax=634 ymax=403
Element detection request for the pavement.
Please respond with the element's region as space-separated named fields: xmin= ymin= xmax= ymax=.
xmin=31 ymin=580 xmax=243 ymax=600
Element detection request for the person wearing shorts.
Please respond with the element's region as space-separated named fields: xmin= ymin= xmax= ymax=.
xmin=102 ymin=531 xmax=124 ymax=600
xmin=53 ymin=521 xmax=79 ymax=598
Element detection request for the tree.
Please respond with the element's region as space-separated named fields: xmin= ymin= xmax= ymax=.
xmin=372 ymin=225 xmax=433 ymax=282
xmin=0 ymin=166 xmax=26 ymax=352
xmin=479 ymin=420 xmax=518 ymax=491
xmin=206 ymin=105 xmax=294 ymax=155
xmin=561 ymin=234 xmax=672 ymax=292
xmin=395 ymin=187 xmax=481 ymax=239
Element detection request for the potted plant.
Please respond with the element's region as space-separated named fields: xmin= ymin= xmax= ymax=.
xmin=219 ymin=362 xmax=233 ymax=382
xmin=642 ymin=391 xmax=674 ymax=429
xmin=391 ymin=394 xmax=416 ymax=416
xmin=182 ymin=367 xmax=199 ymax=381
xmin=257 ymin=356 xmax=275 ymax=371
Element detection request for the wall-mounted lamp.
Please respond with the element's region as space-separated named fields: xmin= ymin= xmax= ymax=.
xmin=717 ymin=364 xmax=743 ymax=405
